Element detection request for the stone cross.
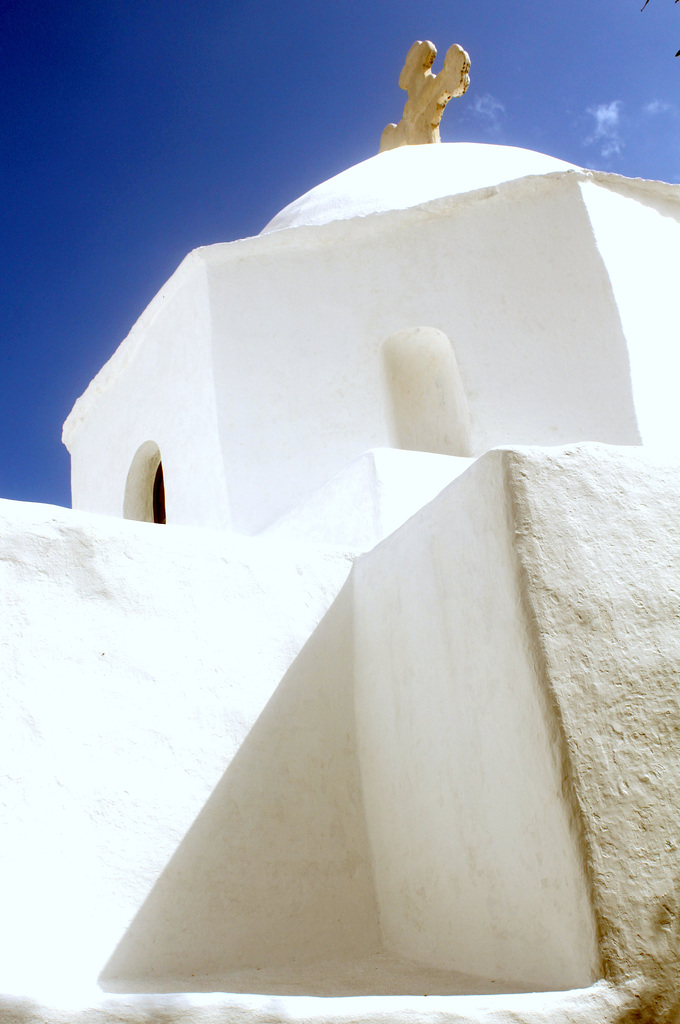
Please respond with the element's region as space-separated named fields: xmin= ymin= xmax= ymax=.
xmin=380 ymin=40 xmax=470 ymax=153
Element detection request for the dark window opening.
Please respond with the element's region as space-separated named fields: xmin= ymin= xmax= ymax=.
xmin=153 ymin=461 xmax=166 ymax=525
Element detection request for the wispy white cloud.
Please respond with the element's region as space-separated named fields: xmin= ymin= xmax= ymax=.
xmin=471 ymin=93 xmax=505 ymax=134
xmin=643 ymin=99 xmax=674 ymax=116
xmin=584 ymin=100 xmax=623 ymax=158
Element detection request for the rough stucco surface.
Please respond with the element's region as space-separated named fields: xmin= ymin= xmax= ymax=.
xmin=65 ymin=168 xmax=673 ymax=535
xmin=505 ymin=445 xmax=680 ymax=1018
xmin=0 ymin=500 xmax=374 ymax=992
xmin=4 ymin=446 xmax=680 ymax=1022
xmin=0 ymin=982 xmax=631 ymax=1024
xmin=352 ymin=452 xmax=599 ymax=993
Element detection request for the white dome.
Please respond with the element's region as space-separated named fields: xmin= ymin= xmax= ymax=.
xmin=261 ymin=143 xmax=580 ymax=234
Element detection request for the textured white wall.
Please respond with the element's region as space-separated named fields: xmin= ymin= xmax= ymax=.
xmin=264 ymin=448 xmax=474 ymax=549
xmin=65 ymin=170 xmax=654 ymax=536
xmin=0 ymin=500 xmax=372 ymax=992
xmin=6 ymin=444 xmax=680 ymax=1020
xmin=64 ymin=252 xmax=231 ymax=529
xmin=203 ymin=174 xmax=641 ymax=533
xmin=353 ymin=452 xmax=599 ymax=991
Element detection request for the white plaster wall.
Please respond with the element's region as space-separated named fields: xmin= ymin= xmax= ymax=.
xmin=63 ymin=252 xmax=231 ymax=529
xmin=580 ymin=180 xmax=680 ymax=451
xmin=0 ymin=980 xmax=626 ymax=1024
xmin=8 ymin=444 xmax=680 ymax=1013
xmin=352 ymin=452 xmax=599 ymax=991
xmin=204 ymin=173 xmax=639 ymax=533
xmin=0 ymin=499 xmax=376 ymax=992
xmin=65 ymin=171 xmax=645 ymax=535
xmin=264 ymin=449 xmax=473 ymax=550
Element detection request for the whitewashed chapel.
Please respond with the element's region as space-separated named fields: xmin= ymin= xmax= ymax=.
xmin=3 ymin=41 xmax=680 ymax=1024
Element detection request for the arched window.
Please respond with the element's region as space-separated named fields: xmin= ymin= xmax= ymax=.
xmin=382 ymin=326 xmax=471 ymax=457
xmin=124 ymin=441 xmax=167 ymax=524
xmin=152 ymin=460 xmax=166 ymax=525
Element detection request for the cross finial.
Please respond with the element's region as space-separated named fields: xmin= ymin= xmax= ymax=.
xmin=380 ymin=40 xmax=470 ymax=153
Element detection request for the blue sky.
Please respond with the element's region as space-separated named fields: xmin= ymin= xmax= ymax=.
xmin=2 ymin=0 xmax=679 ymax=508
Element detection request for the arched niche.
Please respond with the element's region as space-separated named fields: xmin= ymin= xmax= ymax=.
xmin=123 ymin=441 xmax=167 ymax=524
xmin=382 ymin=326 xmax=472 ymax=457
